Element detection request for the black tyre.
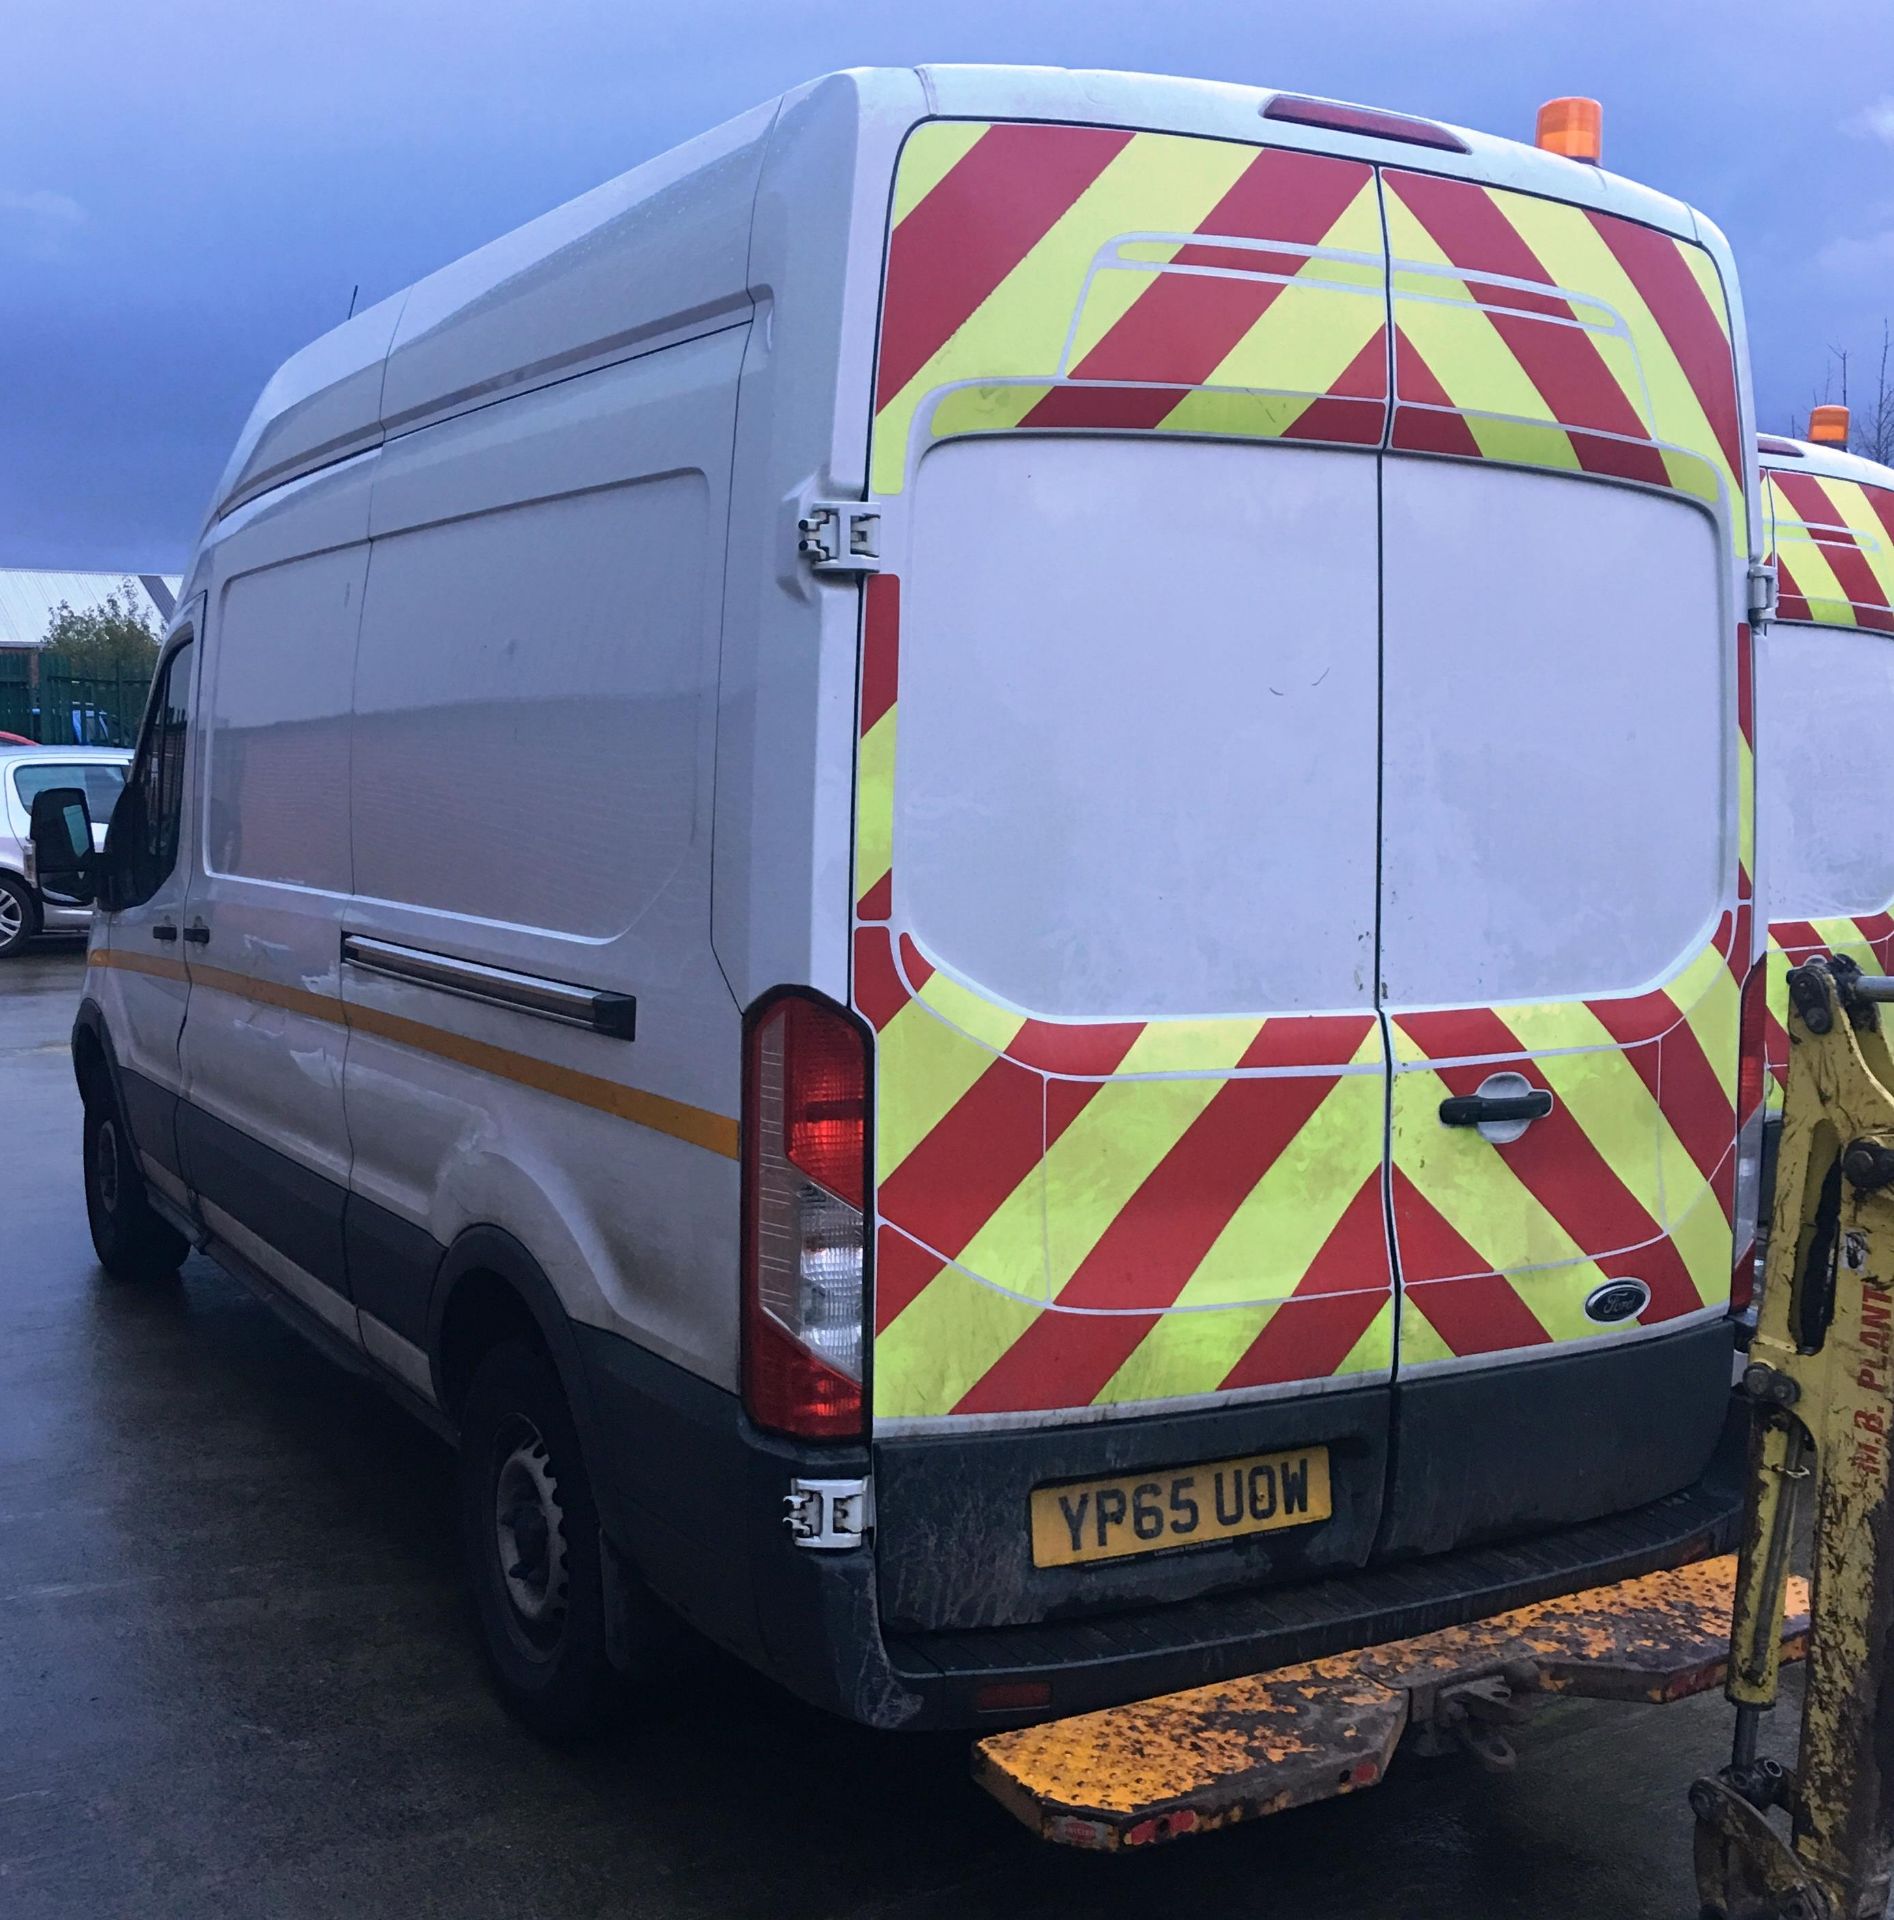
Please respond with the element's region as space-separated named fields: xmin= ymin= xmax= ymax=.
xmin=0 ymin=872 xmax=39 ymax=958
xmin=83 ymin=1089 xmax=188 ymax=1281
xmin=459 ymin=1340 xmax=623 ymax=1741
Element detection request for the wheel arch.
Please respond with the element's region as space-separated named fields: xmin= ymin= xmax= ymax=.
xmin=428 ymin=1226 xmax=606 ymax=1470
xmin=71 ymin=996 xmax=122 ymax=1107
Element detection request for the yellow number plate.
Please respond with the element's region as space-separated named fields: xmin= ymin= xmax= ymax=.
xmin=1029 ymin=1446 xmax=1331 ymax=1569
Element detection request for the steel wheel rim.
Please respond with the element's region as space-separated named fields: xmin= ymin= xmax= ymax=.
xmin=493 ymin=1420 xmax=569 ymax=1651
xmin=95 ymin=1115 xmax=122 ymax=1214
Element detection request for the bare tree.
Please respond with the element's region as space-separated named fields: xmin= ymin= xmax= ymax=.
xmin=1861 ymin=322 xmax=1894 ymax=465
xmin=1798 ymin=327 xmax=1894 ymax=462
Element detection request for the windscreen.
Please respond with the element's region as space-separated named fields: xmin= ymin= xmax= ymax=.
xmin=1758 ymin=623 xmax=1894 ymax=921
xmin=895 ymin=436 xmax=1380 ymax=1019
xmin=1378 ymin=460 xmax=1728 ymax=1007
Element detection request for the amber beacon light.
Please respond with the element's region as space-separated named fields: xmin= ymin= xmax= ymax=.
xmin=1535 ymin=96 xmax=1603 ymax=163
xmin=1809 ymin=404 xmax=1851 ymax=445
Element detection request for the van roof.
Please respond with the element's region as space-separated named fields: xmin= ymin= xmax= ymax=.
xmin=1758 ymin=433 xmax=1894 ymax=490
xmin=204 ymin=64 xmax=1720 ymax=533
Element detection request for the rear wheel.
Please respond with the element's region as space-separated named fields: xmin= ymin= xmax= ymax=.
xmin=459 ymin=1340 xmax=623 ymax=1741
xmin=0 ymin=873 xmax=38 ymax=957
xmin=83 ymin=1089 xmax=188 ymax=1281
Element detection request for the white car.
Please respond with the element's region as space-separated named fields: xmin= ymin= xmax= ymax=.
xmin=1 ymin=745 xmax=129 ymax=956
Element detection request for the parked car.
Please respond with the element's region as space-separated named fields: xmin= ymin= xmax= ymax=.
xmin=1 ymin=745 xmax=128 ymax=955
xmin=35 ymin=66 xmax=1763 ymax=1741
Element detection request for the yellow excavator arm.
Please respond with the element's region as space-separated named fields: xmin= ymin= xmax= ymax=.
xmin=1693 ymin=954 xmax=1894 ymax=1920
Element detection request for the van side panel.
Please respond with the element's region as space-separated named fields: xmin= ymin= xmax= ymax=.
xmin=339 ymin=329 xmax=747 ymax=1388
xmin=178 ymin=456 xmax=377 ymax=1335
xmin=710 ymin=69 xmax=928 ymax=1009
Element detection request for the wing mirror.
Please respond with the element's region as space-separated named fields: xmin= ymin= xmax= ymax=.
xmin=28 ymin=786 xmax=97 ymax=906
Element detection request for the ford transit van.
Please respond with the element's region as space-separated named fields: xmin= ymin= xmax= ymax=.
xmin=36 ymin=66 xmax=1768 ymax=1737
xmin=1755 ymin=417 xmax=1894 ymax=1088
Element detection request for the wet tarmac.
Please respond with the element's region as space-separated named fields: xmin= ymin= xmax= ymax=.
xmin=0 ymin=940 xmax=1808 ymax=1919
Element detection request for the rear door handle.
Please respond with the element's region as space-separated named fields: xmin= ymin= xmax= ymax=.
xmin=151 ymin=924 xmax=179 ymax=943
xmin=1439 ymin=1091 xmax=1554 ymax=1126
xmin=182 ymin=921 xmax=210 ymax=946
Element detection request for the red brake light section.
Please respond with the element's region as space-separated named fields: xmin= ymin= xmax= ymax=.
xmin=779 ymin=999 xmax=867 ymax=1210
xmin=1737 ymin=961 xmax=1767 ymax=1136
xmin=742 ymin=992 xmax=869 ymax=1440
xmin=1262 ymin=94 xmax=1468 ymax=154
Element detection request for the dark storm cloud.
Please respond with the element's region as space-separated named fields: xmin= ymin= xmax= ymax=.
xmin=3 ymin=0 xmax=1890 ymax=567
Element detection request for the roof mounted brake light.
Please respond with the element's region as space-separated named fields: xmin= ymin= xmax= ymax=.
xmin=1810 ymin=405 xmax=1851 ymax=446
xmin=1261 ymin=94 xmax=1469 ymax=154
xmin=1535 ymin=97 xmax=1603 ymax=164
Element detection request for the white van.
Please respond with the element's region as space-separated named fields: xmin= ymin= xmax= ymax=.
xmin=1755 ymin=421 xmax=1894 ymax=1109
xmin=36 ymin=66 xmax=1768 ymax=1737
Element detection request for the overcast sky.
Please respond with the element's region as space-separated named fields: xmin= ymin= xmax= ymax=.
xmin=4 ymin=0 xmax=1891 ymax=571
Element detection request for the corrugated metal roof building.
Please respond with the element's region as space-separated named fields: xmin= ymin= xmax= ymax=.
xmin=0 ymin=570 xmax=182 ymax=650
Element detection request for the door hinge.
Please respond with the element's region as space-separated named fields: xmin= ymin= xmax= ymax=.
xmin=797 ymin=501 xmax=881 ymax=575
xmin=1748 ymin=560 xmax=1779 ymax=624
xmin=784 ymin=1475 xmax=874 ymax=1549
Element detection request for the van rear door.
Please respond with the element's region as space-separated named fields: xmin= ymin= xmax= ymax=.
xmin=853 ymin=117 xmax=1752 ymax=1631
xmin=1370 ymin=167 xmax=1749 ymax=1551
xmin=1377 ymin=460 xmax=1740 ymax=1551
xmin=855 ymin=127 xmax=1402 ymax=1630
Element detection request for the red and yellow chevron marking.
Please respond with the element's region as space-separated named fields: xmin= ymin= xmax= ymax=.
xmin=1389 ymin=924 xmax=1740 ymax=1369
xmin=857 ymin=122 xmax=1750 ymax=1421
xmin=870 ymin=123 xmax=1390 ymax=498
xmin=1382 ymin=169 xmax=1746 ymax=550
xmin=1761 ymin=915 xmax=1894 ymax=1108
xmin=860 ymin=916 xmax=1396 ymax=1423
xmin=1763 ymin=468 xmax=1894 ymax=630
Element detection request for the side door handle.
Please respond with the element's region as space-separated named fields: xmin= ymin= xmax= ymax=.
xmin=1439 ymin=1092 xmax=1554 ymax=1126
xmin=1439 ymin=1071 xmax=1555 ymax=1146
xmin=151 ymin=923 xmax=179 ymax=943
xmin=182 ymin=921 xmax=210 ymax=946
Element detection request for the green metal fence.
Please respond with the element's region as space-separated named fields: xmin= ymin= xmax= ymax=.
xmin=0 ymin=651 xmax=151 ymax=748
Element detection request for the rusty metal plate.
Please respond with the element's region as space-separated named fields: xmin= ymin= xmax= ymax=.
xmin=974 ymin=1554 xmax=1811 ymax=1850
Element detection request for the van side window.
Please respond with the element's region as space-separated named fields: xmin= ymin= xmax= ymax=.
xmin=117 ymin=638 xmax=195 ymax=908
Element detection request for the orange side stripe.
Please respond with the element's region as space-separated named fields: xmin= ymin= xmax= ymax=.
xmin=91 ymin=948 xmax=738 ymax=1160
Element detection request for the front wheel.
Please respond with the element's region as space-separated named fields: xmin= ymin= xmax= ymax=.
xmin=84 ymin=1092 xmax=188 ymax=1281
xmin=459 ymin=1341 xmax=623 ymax=1741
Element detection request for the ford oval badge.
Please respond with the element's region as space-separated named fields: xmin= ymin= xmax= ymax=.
xmin=1585 ymin=1279 xmax=1650 ymax=1325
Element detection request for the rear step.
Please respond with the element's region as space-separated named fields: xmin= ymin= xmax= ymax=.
xmin=974 ymin=1554 xmax=1810 ymax=1851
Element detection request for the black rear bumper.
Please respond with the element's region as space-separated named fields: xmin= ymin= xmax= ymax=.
xmin=575 ymin=1324 xmax=1745 ymax=1732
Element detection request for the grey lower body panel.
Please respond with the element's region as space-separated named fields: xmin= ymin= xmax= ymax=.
xmin=574 ymin=1321 xmax=1746 ymax=1733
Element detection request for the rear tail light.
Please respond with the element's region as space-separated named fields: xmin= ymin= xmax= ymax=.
xmin=1731 ymin=961 xmax=1769 ymax=1311
xmin=742 ymin=991 xmax=870 ymax=1439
